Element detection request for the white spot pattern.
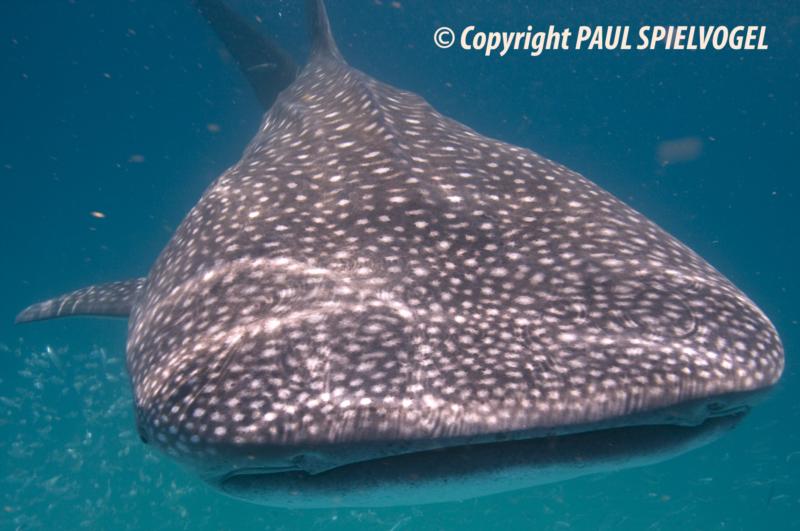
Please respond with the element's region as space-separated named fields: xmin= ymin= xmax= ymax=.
xmin=124 ymin=54 xmax=783 ymax=473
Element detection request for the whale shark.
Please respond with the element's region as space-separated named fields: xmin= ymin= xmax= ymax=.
xmin=16 ymin=0 xmax=783 ymax=507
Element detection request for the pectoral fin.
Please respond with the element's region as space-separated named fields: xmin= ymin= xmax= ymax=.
xmin=15 ymin=278 xmax=146 ymax=323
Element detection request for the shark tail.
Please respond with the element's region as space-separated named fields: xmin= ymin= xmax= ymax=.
xmin=192 ymin=0 xmax=298 ymax=110
xmin=192 ymin=0 xmax=343 ymax=111
xmin=15 ymin=278 xmax=146 ymax=324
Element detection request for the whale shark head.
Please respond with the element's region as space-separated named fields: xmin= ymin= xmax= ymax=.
xmin=17 ymin=0 xmax=783 ymax=507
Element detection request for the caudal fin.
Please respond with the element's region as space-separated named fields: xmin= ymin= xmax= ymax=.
xmin=192 ymin=0 xmax=298 ymax=110
xmin=15 ymin=278 xmax=146 ymax=324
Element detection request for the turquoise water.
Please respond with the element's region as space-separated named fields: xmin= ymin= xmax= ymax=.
xmin=1 ymin=0 xmax=798 ymax=529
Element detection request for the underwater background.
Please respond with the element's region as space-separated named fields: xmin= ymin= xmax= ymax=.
xmin=1 ymin=0 xmax=798 ymax=529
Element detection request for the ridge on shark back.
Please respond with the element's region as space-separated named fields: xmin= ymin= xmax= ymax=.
xmin=16 ymin=0 xmax=783 ymax=507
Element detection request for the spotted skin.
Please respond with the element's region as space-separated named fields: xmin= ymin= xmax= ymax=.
xmin=17 ymin=0 xmax=784 ymax=492
xmin=124 ymin=11 xmax=784 ymax=476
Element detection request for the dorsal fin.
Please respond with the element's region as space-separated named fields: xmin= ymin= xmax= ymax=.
xmin=308 ymin=0 xmax=344 ymax=62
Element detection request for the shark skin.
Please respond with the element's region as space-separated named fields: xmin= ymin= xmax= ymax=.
xmin=16 ymin=0 xmax=783 ymax=507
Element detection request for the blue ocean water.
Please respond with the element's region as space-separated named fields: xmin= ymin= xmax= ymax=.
xmin=1 ymin=0 xmax=798 ymax=529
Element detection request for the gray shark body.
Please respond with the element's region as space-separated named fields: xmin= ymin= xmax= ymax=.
xmin=17 ymin=0 xmax=783 ymax=507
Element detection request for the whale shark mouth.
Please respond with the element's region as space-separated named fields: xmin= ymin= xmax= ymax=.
xmin=214 ymin=400 xmax=753 ymax=508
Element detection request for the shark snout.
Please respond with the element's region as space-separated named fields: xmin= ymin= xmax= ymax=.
xmin=620 ymin=271 xmax=784 ymax=399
